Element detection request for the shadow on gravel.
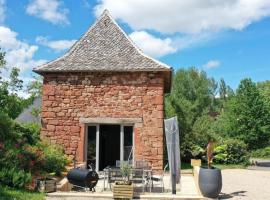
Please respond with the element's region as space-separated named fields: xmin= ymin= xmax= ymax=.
xmin=219 ymin=190 xmax=247 ymax=199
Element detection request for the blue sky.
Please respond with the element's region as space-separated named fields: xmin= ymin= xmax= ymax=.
xmin=1 ymin=0 xmax=270 ymax=95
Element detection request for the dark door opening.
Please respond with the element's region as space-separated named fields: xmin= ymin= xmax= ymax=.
xmin=99 ymin=124 xmax=120 ymax=170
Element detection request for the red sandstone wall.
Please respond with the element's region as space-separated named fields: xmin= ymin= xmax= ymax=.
xmin=41 ymin=72 xmax=165 ymax=171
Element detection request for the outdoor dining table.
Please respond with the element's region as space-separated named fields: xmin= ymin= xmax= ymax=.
xmin=102 ymin=166 xmax=153 ymax=192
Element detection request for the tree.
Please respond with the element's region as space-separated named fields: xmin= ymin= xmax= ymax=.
xmin=0 ymin=48 xmax=30 ymax=119
xmin=219 ymin=78 xmax=227 ymax=100
xmin=234 ymin=79 xmax=270 ymax=149
xmin=257 ymin=80 xmax=270 ymax=109
xmin=27 ymin=75 xmax=43 ymax=98
xmin=218 ymin=79 xmax=270 ymax=150
xmin=165 ymin=68 xmax=218 ymax=159
xmin=9 ymin=67 xmax=23 ymax=92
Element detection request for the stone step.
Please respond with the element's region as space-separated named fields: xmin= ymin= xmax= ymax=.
xmin=46 ymin=192 xmax=212 ymax=200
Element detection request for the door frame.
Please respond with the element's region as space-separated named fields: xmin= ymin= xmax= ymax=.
xmin=85 ymin=123 xmax=134 ymax=172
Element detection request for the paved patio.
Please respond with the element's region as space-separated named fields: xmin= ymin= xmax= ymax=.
xmin=46 ymin=174 xmax=207 ymax=200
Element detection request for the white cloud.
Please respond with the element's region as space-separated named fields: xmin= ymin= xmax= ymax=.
xmin=36 ymin=36 xmax=76 ymax=52
xmin=0 ymin=26 xmax=46 ymax=72
xmin=0 ymin=0 xmax=6 ymax=24
xmin=129 ymin=31 xmax=176 ymax=58
xmin=26 ymin=0 xmax=69 ymax=25
xmin=95 ymin=0 xmax=270 ymax=34
xmin=203 ymin=60 xmax=221 ymax=70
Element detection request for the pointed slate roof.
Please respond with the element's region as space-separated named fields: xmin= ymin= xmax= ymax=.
xmin=33 ymin=10 xmax=172 ymax=74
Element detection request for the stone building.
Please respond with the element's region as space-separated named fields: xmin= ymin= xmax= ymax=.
xmin=33 ymin=10 xmax=172 ymax=172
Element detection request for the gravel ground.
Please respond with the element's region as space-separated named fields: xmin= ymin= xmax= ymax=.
xmin=220 ymin=169 xmax=270 ymax=200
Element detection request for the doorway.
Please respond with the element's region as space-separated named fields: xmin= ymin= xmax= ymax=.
xmin=86 ymin=124 xmax=134 ymax=171
xmin=99 ymin=125 xmax=120 ymax=170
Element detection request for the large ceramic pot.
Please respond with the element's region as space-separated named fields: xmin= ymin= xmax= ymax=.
xmin=198 ymin=167 xmax=222 ymax=198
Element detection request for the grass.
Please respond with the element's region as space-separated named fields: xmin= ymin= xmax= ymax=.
xmin=181 ymin=162 xmax=247 ymax=170
xmin=250 ymin=157 xmax=270 ymax=160
xmin=0 ymin=185 xmax=45 ymax=200
xmin=181 ymin=162 xmax=193 ymax=170
xmin=212 ymin=164 xmax=247 ymax=170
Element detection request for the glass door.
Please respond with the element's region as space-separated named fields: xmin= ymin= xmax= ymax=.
xmin=123 ymin=125 xmax=133 ymax=162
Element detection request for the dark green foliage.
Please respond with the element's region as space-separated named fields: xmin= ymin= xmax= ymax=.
xmin=0 ymin=111 xmax=14 ymax=140
xmin=214 ymin=139 xmax=249 ymax=164
xmin=0 ymin=168 xmax=31 ymax=188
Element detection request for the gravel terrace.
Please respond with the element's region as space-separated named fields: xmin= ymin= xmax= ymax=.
xmin=220 ymin=169 xmax=270 ymax=200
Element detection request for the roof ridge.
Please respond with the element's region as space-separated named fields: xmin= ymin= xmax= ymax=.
xmin=105 ymin=11 xmax=171 ymax=69
xmin=33 ymin=9 xmax=172 ymax=73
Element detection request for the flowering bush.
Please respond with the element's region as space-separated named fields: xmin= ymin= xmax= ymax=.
xmin=0 ymin=112 xmax=69 ymax=188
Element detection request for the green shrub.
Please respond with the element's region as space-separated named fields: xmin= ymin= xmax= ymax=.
xmin=0 ymin=111 xmax=14 ymax=140
xmin=226 ymin=139 xmax=249 ymax=164
xmin=39 ymin=141 xmax=69 ymax=175
xmin=214 ymin=139 xmax=249 ymax=164
xmin=251 ymin=146 xmax=270 ymax=158
xmin=0 ymin=112 xmax=69 ymax=188
xmin=0 ymin=168 xmax=31 ymax=188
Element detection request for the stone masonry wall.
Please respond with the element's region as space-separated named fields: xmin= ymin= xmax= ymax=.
xmin=41 ymin=72 xmax=165 ymax=171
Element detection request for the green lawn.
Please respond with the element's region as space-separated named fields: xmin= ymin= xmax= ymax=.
xmin=0 ymin=186 xmax=44 ymax=200
xmin=181 ymin=162 xmax=247 ymax=170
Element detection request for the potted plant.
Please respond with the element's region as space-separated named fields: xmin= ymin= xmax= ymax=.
xmin=198 ymin=140 xmax=222 ymax=198
xmin=113 ymin=163 xmax=133 ymax=199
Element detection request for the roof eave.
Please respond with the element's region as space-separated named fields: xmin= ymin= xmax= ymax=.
xmin=33 ymin=68 xmax=171 ymax=75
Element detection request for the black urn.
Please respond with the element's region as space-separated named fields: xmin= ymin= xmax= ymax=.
xmin=198 ymin=167 xmax=222 ymax=198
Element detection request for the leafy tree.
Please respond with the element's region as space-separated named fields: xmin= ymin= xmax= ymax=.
xmin=0 ymin=49 xmax=31 ymax=119
xmin=219 ymin=78 xmax=227 ymax=100
xmin=27 ymin=75 xmax=43 ymax=98
xmin=218 ymin=79 xmax=270 ymax=150
xmin=165 ymin=68 xmax=218 ymax=159
xmin=257 ymin=80 xmax=270 ymax=109
xmin=233 ymin=79 xmax=270 ymax=149
xmin=9 ymin=67 xmax=23 ymax=92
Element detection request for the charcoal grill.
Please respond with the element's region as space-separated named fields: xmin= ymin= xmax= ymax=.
xmin=67 ymin=168 xmax=99 ymax=191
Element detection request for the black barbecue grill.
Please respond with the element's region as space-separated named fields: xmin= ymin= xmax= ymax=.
xmin=67 ymin=168 xmax=99 ymax=191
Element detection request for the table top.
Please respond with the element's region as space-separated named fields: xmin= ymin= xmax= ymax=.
xmin=103 ymin=166 xmax=152 ymax=172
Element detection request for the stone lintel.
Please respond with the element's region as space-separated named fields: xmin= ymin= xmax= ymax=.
xmin=79 ymin=117 xmax=142 ymax=124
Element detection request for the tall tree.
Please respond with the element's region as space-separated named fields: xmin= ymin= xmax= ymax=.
xmin=9 ymin=67 xmax=23 ymax=92
xmin=219 ymin=78 xmax=227 ymax=100
xmin=0 ymin=48 xmax=29 ymax=119
xmin=257 ymin=80 xmax=270 ymax=109
xmin=27 ymin=75 xmax=43 ymax=98
xmin=165 ymin=68 xmax=218 ymax=158
xmin=232 ymin=78 xmax=270 ymax=149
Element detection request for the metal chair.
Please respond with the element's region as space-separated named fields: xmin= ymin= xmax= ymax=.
xmin=107 ymin=168 xmax=123 ymax=190
xmin=135 ymin=160 xmax=150 ymax=169
xmin=115 ymin=160 xmax=132 ymax=167
xmin=150 ymin=163 xmax=168 ymax=193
